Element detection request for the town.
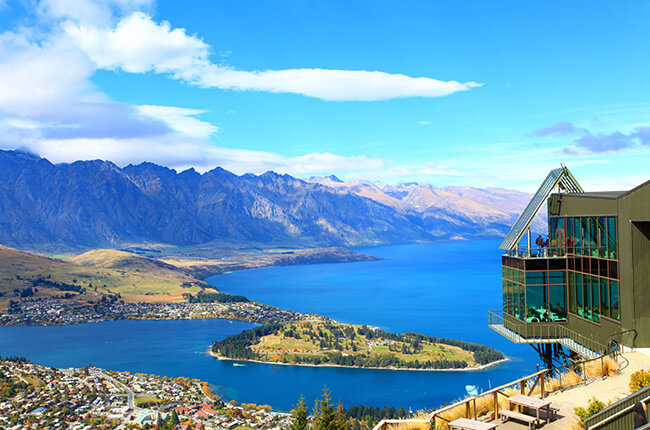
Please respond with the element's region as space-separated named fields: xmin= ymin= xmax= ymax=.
xmin=0 ymin=357 xmax=293 ymax=430
xmin=0 ymin=299 xmax=323 ymax=326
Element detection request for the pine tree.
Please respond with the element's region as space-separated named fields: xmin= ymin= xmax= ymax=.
xmin=313 ymin=388 xmax=337 ymax=430
xmin=334 ymin=401 xmax=347 ymax=430
xmin=289 ymin=397 xmax=309 ymax=430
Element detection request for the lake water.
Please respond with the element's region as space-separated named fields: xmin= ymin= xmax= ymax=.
xmin=0 ymin=240 xmax=540 ymax=411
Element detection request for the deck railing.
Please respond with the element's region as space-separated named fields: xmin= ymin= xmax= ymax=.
xmin=372 ymin=333 xmax=621 ymax=430
xmin=504 ymin=246 xmax=565 ymax=259
xmin=488 ymin=310 xmax=608 ymax=356
xmin=583 ymin=385 xmax=650 ymax=429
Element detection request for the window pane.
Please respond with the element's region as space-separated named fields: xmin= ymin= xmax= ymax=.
xmin=518 ymin=284 xmax=526 ymax=320
xmin=526 ymin=271 xmax=546 ymax=285
xmin=581 ymin=217 xmax=590 ymax=256
xmin=576 ymin=274 xmax=584 ymax=317
xmin=601 ymin=278 xmax=610 ymax=319
xmin=568 ymin=271 xmax=576 ymax=314
xmin=549 ymin=284 xmax=567 ymax=322
xmin=575 ymin=218 xmax=582 ymax=254
xmin=610 ymin=281 xmax=619 ymax=320
xmin=566 ymin=218 xmax=576 ymax=254
xmin=584 ymin=275 xmax=591 ymax=320
xmin=503 ymin=279 xmax=507 ymax=313
xmin=592 ymin=276 xmax=600 ymax=323
xmin=608 ymin=217 xmax=617 ymax=259
xmin=590 ymin=217 xmax=598 ymax=257
xmin=549 ymin=270 xmax=566 ymax=285
xmin=507 ymin=281 xmax=513 ymax=315
xmin=609 ymin=260 xmax=618 ymax=279
xmin=598 ymin=217 xmax=606 ymax=258
xmin=525 ymin=284 xmax=548 ymax=322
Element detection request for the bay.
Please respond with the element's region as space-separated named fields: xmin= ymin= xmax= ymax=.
xmin=0 ymin=240 xmax=540 ymax=411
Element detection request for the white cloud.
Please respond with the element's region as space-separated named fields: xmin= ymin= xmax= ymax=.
xmin=65 ymin=12 xmax=482 ymax=101
xmin=38 ymin=0 xmax=154 ymax=25
xmin=137 ymin=105 xmax=218 ymax=139
xmin=418 ymin=120 xmax=433 ymax=126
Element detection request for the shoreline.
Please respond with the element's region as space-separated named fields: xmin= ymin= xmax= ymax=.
xmin=207 ymin=350 xmax=509 ymax=372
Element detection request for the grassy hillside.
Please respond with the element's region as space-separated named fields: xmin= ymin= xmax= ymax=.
xmin=0 ymin=245 xmax=214 ymax=311
xmin=212 ymin=321 xmax=504 ymax=370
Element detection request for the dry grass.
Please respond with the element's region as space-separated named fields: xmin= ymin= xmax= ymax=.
xmin=403 ymin=356 xmax=621 ymax=430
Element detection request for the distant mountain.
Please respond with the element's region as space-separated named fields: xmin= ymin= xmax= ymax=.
xmin=305 ymin=176 xmax=547 ymax=239
xmin=0 ymin=150 xmax=539 ymax=251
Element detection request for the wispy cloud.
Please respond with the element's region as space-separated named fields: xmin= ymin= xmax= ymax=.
xmin=533 ymin=120 xmax=577 ymax=137
xmin=64 ymin=12 xmax=482 ymax=102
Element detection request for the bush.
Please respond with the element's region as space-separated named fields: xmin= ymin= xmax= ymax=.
xmin=629 ymin=369 xmax=650 ymax=392
xmin=574 ymin=398 xmax=609 ymax=428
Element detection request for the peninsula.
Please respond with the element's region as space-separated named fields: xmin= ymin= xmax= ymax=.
xmin=211 ymin=321 xmax=504 ymax=370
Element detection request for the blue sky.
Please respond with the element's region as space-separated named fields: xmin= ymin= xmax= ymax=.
xmin=0 ymin=0 xmax=648 ymax=191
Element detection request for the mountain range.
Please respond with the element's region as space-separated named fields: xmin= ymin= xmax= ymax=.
xmin=0 ymin=150 xmax=541 ymax=251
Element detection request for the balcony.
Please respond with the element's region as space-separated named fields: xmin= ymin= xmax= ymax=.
xmin=488 ymin=310 xmax=603 ymax=359
xmin=503 ymin=245 xmax=566 ymax=259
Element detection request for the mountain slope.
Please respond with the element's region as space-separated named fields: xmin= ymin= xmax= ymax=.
xmin=0 ymin=150 xmax=539 ymax=251
xmin=0 ymin=245 xmax=211 ymax=310
xmin=306 ymin=177 xmax=546 ymax=239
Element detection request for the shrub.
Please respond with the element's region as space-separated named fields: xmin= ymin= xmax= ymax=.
xmin=574 ymin=398 xmax=609 ymax=428
xmin=630 ymin=369 xmax=650 ymax=392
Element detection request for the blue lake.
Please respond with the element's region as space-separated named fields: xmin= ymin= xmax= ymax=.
xmin=0 ymin=240 xmax=539 ymax=411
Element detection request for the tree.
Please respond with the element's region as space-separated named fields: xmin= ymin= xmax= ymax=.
xmin=313 ymin=388 xmax=339 ymax=430
xmin=170 ymin=409 xmax=180 ymax=426
xmin=334 ymin=401 xmax=347 ymax=430
xmin=289 ymin=397 xmax=309 ymax=430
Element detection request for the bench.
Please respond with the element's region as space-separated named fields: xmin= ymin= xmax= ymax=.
xmin=499 ymin=409 xmax=539 ymax=430
xmin=538 ymin=406 xmax=559 ymax=421
xmin=448 ymin=417 xmax=498 ymax=430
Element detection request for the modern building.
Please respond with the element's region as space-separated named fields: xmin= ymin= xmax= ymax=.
xmin=489 ymin=166 xmax=650 ymax=366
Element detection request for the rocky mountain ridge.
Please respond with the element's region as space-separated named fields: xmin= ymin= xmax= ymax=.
xmin=0 ymin=150 xmax=539 ymax=251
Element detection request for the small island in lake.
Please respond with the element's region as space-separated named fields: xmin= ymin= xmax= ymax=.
xmin=211 ymin=320 xmax=504 ymax=370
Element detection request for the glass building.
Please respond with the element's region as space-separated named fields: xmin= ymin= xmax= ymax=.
xmin=490 ymin=167 xmax=650 ymax=362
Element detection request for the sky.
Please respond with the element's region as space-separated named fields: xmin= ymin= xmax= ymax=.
xmin=0 ymin=0 xmax=649 ymax=191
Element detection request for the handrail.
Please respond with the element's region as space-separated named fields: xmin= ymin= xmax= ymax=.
xmin=488 ymin=310 xmax=607 ymax=356
xmin=583 ymin=386 xmax=650 ymax=429
xmin=374 ymin=337 xmax=622 ymax=430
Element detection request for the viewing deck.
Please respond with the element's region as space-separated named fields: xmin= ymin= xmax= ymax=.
xmin=488 ymin=311 xmax=603 ymax=359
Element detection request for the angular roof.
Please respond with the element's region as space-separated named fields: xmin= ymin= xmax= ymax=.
xmin=499 ymin=166 xmax=583 ymax=250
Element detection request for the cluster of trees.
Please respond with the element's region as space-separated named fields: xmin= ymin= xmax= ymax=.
xmin=211 ymin=323 xmax=283 ymax=359
xmin=283 ymin=352 xmax=468 ymax=369
xmin=289 ymin=390 xmax=410 ymax=430
xmin=188 ymin=292 xmax=250 ymax=304
xmin=32 ymin=277 xmax=86 ymax=294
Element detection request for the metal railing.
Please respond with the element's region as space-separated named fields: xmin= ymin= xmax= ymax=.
xmin=488 ymin=310 xmax=607 ymax=357
xmin=504 ymin=246 xmax=565 ymax=259
xmin=372 ymin=349 xmax=622 ymax=430
xmin=583 ymin=385 xmax=650 ymax=429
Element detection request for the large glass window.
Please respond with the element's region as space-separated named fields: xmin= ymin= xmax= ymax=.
xmin=549 ymin=284 xmax=567 ymax=321
xmin=584 ymin=274 xmax=591 ymax=320
xmin=526 ymin=271 xmax=546 ymax=285
xmin=576 ymin=274 xmax=584 ymax=317
xmin=610 ymin=281 xmax=619 ymax=320
xmin=581 ymin=217 xmax=589 ymax=256
xmin=591 ymin=276 xmax=600 ymax=323
xmin=525 ymin=284 xmax=548 ymax=322
xmin=574 ymin=217 xmax=582 ymax=255
xmin=589 ymin=217 xmax=598 ymax=257
xmin=607 ymin=217 xmax=617 ymax=259
xmin=601 ymin=278 xmax=610 ymax=319
xmin=598 ymin=217 xmax=607 ymax=258
xmin=568 ymin=272 xmax=576 ymax=314
xmin=567 ymin=219 xmax=574 ymax=254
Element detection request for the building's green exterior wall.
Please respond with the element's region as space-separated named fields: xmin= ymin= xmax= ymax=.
xmin=555 ymin=182 xmax=650 ymax=348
